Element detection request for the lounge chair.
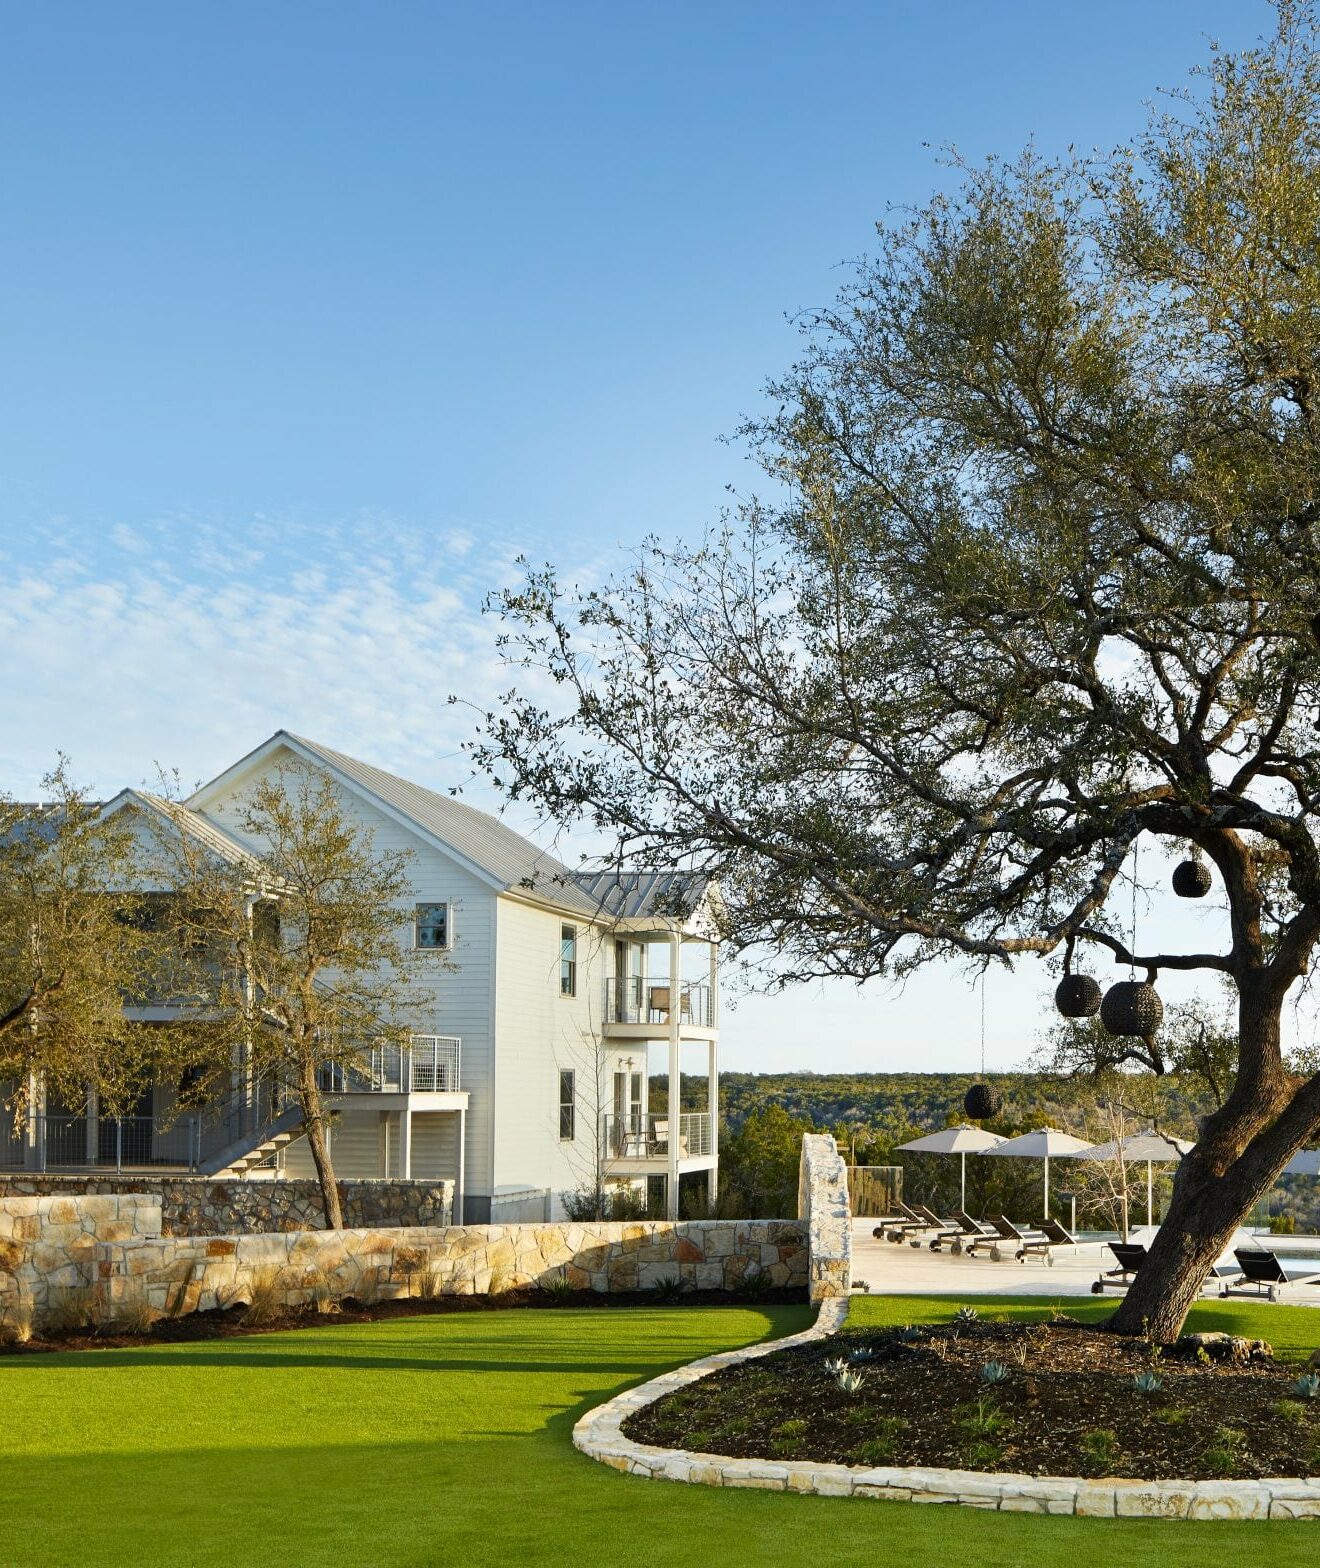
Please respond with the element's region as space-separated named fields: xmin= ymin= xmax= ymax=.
xmin=964 ymin=1215 xmax=1049 ymax=1261
xmin=1093 ymin=1240 xmax=1147 ymax=1293
xmin=946 ymin=1211 xmax=998 ymax=1254
xmin=911 ymin=1203 xmax=966 ymax=1250
xmin=874 ymin=1201 xmax=936 ymax=1243
xmin=1220 ymin=1246 xmax=1320 ymax=1302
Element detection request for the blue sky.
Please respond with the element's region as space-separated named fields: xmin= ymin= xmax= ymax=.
xmin=0 ymin=1 xmax=1275 ymax=1073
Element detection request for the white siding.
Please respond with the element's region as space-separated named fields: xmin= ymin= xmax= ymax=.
xmin=492 ymin=898 xmax=636 ymax=1214
xmin=200 ymin=743 xmax=499 ymax=1209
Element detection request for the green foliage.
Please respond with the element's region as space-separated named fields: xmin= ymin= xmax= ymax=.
xmin=1079 ymin=1429 xmax=1123 ymax=1477
xmin=1203 ymin=1427 xmax=1248 ymax=1478
xmin=1291 ymin=1373 xmax=1320 ymax=1400
xmin=1132 ymin=1371 xmax=1163 ymax=1395
xmin=980 ymin=1360 xmax=1010 ymax=1386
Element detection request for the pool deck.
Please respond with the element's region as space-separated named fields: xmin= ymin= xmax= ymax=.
xmin=849 ymin=1219 xmax=1320 ymax=1304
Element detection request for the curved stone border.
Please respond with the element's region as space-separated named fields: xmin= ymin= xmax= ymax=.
xmin=572 ymin=1300 xmax=1320 ymax=1520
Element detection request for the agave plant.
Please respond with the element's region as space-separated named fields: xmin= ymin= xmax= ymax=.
xmin=979 ymin=1360 xmax=1010 ymax=1386
xmin=1132 ymin=1371 xmax=1164 ymax=1395
xmin=848 ymin=1347 xmax=877 ymax=1364
xmin=955 ymin=1306 xmax=980 ymax=1325
xmin=1291 ymin=1373 xmax=1320 ymax=1400
xmin=894 ymin=1324 xmax=923 ymax=1343
xmin=834 ymin=1367 xmax=867 ymax=1394
xmin=823 ymin=1356 xmax=848 ymax=1376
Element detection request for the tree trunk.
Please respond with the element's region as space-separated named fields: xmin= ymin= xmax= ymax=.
xmin=1109 ymin=985 xmax=1297 ymax=1340
xmin=299 ymin=1064 xmax=343 ymax=1230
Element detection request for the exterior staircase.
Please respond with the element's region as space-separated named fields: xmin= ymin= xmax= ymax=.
xmin=198 ymin=1105 xmax=306 ymax=1177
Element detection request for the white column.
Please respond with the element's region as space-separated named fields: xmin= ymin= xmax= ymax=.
xmin=707 ymin=1033 xmax=719 ymax=1208
xmin=399 ymin=1106 xmax=412 ymax=1180
xmin=667 ymin=930 xmax=681 ymax=1220
xmin=455 ymin=1108 xmax=466 ymax=1225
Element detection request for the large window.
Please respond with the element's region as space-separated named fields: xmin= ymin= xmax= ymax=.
xmin=560 ymin=924 xmax=577 ymax=996
xmin=559 ymin=1069 xmax=576 ymax=1141
xmin=414 ymin=903 xmax=450 ymax=951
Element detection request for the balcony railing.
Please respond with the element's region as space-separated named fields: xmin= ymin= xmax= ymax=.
xmin=602 ymin=1111 xmax=713 ymax=1162
xmin=3 ymin=1113 xmax=206 ymax=1173
xmin=318 ymin=1035 xmax=461 ymax=1095
xmin=602 ymin=977 xmax=715 ymax=1029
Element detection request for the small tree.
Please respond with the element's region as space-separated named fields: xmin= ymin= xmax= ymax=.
xmin=166 ymin=767 xmax=419 ymax=1228
xmin=0 ymin=761 xmax=182 ymax=1132
xmin=476 ymin=5 xmax=1320 ymax=1336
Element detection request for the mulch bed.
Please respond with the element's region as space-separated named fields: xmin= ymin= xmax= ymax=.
xmin=624 ymin=1315 xmax=1320 ymax=1481
xmin=0 ymin=1285 xmax=805 ymax=1356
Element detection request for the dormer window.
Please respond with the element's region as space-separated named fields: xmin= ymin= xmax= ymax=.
xmin=415 ymin=903 xmax=451 ymax=951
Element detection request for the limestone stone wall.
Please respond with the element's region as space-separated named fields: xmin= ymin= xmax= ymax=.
xmin=0 ymin=1175 xmax=453 ymax=1235
xmin=798 ymin=1134 xmax=851 ymax=1302
xmin=0 ymin=1202 xmax=806 ymax=1331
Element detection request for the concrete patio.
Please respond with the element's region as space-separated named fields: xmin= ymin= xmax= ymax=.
xmin=849 ymin=1220 xmax=1320 ymax=1305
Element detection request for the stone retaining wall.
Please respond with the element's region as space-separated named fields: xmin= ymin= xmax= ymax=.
xmin=798 ymin=1135 xmax=851 ymax=1302
xmin=0 ymin=1175 xmax=453 ymax=1235
xmin=573 ymin=1299 xmax=1320 ymax=1521
xmin=0 ymin=1203 xmax=806 ymax=1331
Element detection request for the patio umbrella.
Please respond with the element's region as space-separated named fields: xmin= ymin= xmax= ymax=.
xmin=896 ymin=1124 xmax=1007 ymax=1211
xmin=1064 ymin=1130 xmax=1192 ymax=1232
xmin=980 ymin=1128 xmax=1092 ymax=1220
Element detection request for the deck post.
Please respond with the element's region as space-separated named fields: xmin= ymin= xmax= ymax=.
xmin=667 ymin=929 xmax=681 ymax=1220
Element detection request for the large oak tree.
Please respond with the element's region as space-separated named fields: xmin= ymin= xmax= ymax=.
xmin=475 ymin=3 xmax=1320 ymax=1336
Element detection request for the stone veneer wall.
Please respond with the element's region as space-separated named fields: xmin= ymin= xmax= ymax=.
xmin=798 ymin=1134 xmax=851 ymax=1302
xmin=0 ymin=1175 xmax=453 ymax=1236
xmin=0 ymin=1202 xmax=806 ymax=1330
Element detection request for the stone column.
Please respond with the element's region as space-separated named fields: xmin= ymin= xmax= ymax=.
xmin=667 ymin=929 xmax=681 ymax=1220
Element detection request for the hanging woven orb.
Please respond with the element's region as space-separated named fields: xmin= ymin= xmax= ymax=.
xmin=964 ymin=1082 xmax=1002 ymax=1121
xmin=1172 ymin=859 xmax=1213 ymax=899
xmin=1055 ymin=972 xmax=1102 ymax=1019
xmin=1100 ymin=977 xmax=1164 ymax=1039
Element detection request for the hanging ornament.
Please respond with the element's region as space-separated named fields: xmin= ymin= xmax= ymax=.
xmin=963 ymin=973 xmax=1002 ymax=1120
xmin=1054 ymin=935 xmax=1101 ymax=1018
xmin=1101 ymin=970 xmax=1164 ymax=1040
xmin=1171 ymin=857 xmax=1213 ymax=899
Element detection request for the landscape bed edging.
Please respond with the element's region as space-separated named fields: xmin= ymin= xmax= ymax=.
xmin=571 ymin=1299 xmax=1320 ymax=1520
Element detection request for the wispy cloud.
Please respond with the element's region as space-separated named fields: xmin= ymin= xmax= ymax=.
xmin=0 ymin=509 xmax=599 ymax=811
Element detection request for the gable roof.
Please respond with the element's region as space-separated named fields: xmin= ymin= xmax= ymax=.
xmin=188 ymin=730 xmax=705 ymax=923
xmin=101 ymin=788 xmax=259 ymax=868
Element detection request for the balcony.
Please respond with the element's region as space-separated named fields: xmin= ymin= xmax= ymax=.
xmin=602 ymin=1111 xmax=714 ymax=1168
xmin=602 ymin=977 xmax=716 ymax=1033
xmin=317 ymin=1035 xmax=461 ymax=1095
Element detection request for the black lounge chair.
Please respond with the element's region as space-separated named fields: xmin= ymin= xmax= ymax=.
xmin=1220 ymin=1246 xmax=1320 ymax=1301
xmin=946 ymin=1211 xmax=998 ymax=1255
xmin=874 ymin=1201 xmax=937 ymax=1243
xmin=1093 ymin=1240 xmax=1147 ymax=1293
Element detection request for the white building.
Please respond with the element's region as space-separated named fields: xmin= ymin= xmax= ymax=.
xmin=3 ymin=731 xmax=720 ymax=1221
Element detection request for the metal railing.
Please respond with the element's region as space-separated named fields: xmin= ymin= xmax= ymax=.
xmin=602 ymin=1111 xmax=713 ymax=1162
xmin=602 ymin=977 xmax=716 ymax=1029
xmin=21 ymin=1113 xmax=205 ymax=1173
xmin=318 ymin=1035 xmax=461 ymax=1095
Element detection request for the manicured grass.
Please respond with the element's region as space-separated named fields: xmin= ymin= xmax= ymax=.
xmin=2 ymin=1297 xmax=1319 ymax=1567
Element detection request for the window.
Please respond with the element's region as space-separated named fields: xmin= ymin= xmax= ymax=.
xmin=559 ymin=923 xmax=577 ymax=996
xmin=415 ymin=903 xmax=450 ymax=951
xmin=559 ymin=1069 xmax=576 ymax=1141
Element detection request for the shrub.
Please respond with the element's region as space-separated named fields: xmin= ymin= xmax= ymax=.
xmin=847 ymin=1417 xmax=907 ymax=1464
xmin=732 ymin=1267 xmax=769 ymax=1302
xmin=113 ymin=1288 xmax=159 ymax=1336
xmin=769 ymin=1417 xmax=808 ymax=1455
xmin=1203 ymin=1426 xmax=1247 ymax=1478
xmin=540 ymin=1272 xmax=576 ymax=1302
xmin=416 ymin=1265 xmax=445 ymax=1301
xmin=0 ymin=1292 xmax=33 ymax=1345
xmin=1079 ymin=1428 xmax=1122 ymax=1476
xmin=240 ymin=1267 xmax=284 ymax=1327
xmin=1276 ymin=1398 xmax=1309 ymax=1424
xmin=649 ymin=1274 xmax=686 ymax=1304
xmin=1154 ymin=1406 xmax=1191 ymax=1426
xmin=956 ymin=1396 xmax=1008 ymax=1437
xmin=963 ymin=1440 xmax=1003 ymax=1468
xmin=43 ymin=1286 xmax=98 ymax=1337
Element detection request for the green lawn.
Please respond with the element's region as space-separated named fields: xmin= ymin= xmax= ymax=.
xmin=2 ymin=1295 xmax=1320 ymax=1567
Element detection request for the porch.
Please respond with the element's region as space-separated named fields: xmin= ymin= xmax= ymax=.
xmin=601 ymin=1111 xmax=715 ymax=1174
